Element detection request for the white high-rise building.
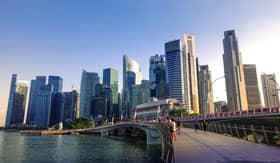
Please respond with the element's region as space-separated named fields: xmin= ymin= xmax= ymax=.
xmin=183 ymin=34 xmax=199 ymax=113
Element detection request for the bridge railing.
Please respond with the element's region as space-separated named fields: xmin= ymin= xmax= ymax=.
xmin=173 ymin=106 xmax=280 ymax=121
xmin=183 ymin=122 xmax=280 ymax=146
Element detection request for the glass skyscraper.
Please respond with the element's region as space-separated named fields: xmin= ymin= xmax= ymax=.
xmin=103 ymin=68 xmax=119 ymax=118
xmin=48 ymin=75 xmax=63 ymax=93
xmin=80 ymin=70 xmax=100 ymax=118
xmin=27 ymin=76 xmax=46 ymax=124
xmin=149 ymin=54 xmax=168 ymax=99
xmin=223 ymin=30 xmax=248 ymax=111
xmin=63 ymin=90 xmax=79 ymax=122
xmin=34 ymin=84 xmax=53 ymax=128
xmin=6 ymin=74 xmax=29 ymax=127
xmin=165 ymin=40 xmax=185 ymax=105
xmin=122 ymin=55 xmax=142 ymax=120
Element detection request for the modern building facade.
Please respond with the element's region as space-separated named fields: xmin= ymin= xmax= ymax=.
xmin=223 ymin=30 xmax=248 ymax=111
xmin=165 ymin=40 xmax=185 ymax=105
xmin=80 ymin=70 xmax=100 ymax=118
xmin=63 ymin=90 xmax=79 ymax=122
xmin=261 ymin=73 xmax=279 ymax=107
xmin=34 ymin=84 xmax=53 ymax=128
xmin=165 ymin=34 xmax=199 ymax=113
xmin=48 ymin=75 xmax=63 ymax=93
xmin=198 ymin=65 xmax=214 ymax=114
xmin=49 ymin=93 xmax=65 ymax=127
xmin=27 ymin=76 xmax=46 ymax=124
xmin=243 ymin=64 xmax=262 ymax=109
xmin=129 ymin=80 xmax=151 ymax=117
xmin=183 ymin=34 xmax=199 ymax=113
xmin=149 ymin=54 xmax=168 ymax=99
xmin=6 ymin=74 xmax=29 ymax=127
xmin=122 ymin=55 xmax=142 ymax=120
xmin=103 ymin=68 xmax=119 ymax=118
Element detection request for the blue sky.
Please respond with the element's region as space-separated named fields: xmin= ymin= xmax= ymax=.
xmin=1 ymin=0 xmax=280 ymax=119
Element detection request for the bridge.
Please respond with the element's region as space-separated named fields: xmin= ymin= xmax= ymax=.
xmin=73 ymin=121 xmax=280 ymax=163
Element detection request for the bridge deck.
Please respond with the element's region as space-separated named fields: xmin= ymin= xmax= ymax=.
xmin=174 ymin=128 xmax=280 ymax=163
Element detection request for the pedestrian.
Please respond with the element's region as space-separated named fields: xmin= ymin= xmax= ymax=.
xmin=202 ymin=120 xmax=208 ymax=132
xmin=194 ymin=120 xmax=199 ymax=131
xmin=176 ymin=120 xmax=182 ymax=135
xmin=170 ymin=118 xmax=177 ymax=141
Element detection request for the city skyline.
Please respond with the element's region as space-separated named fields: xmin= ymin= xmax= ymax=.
xmin=1 ymin=0 xmax=280 ymax=118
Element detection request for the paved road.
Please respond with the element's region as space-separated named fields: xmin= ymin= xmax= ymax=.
xmin=174 ymin=128 xmax=280 ymax=163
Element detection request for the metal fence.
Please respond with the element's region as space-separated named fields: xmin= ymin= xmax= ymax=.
xmin=183 ymin=122 xmax=280 ymax=146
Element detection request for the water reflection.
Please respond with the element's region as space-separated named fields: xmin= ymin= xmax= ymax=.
xmin=0 ymin=131 xmax=161 ymax=162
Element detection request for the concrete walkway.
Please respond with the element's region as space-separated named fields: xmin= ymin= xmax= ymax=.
xmin=174 ymin=128 xmax=280 ymax=163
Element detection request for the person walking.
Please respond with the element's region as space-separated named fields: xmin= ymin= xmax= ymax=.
xmin=202 ymin=120 xmax=208 ymax=132
xmin=176 ymin=120 xmax=182 ymax=135
xmin=169 ymin=118 xmax=177 ymax=141
xmin=194 ymin=119 xmax=199 ymax=131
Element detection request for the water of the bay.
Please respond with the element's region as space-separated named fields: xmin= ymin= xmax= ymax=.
xmin=0 ymin=131 xmax=161 ymax=163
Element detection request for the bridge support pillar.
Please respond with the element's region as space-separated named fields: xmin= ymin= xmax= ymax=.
xmin=146 ymin=129 xmax=162 ymax=145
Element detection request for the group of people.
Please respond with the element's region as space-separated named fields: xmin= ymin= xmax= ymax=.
xmin=167 ymin=117 xmax=182 ymax=141
xmin=194 ymin=119 xmax=208 ymax=132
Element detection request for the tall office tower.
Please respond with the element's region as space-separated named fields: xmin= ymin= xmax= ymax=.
xmin=243 ymin=64 xmax=262 ymax=109
xmin=80 ymin=70 xmax=100 ymax=118
xmin=223 ymin=30 xmax=248 ymax=111
xmin=27 ymin=76 xmax=46 ymax=124
xmin=261 ymin=73 xmax=279 ymax=107
xmin=34 ymin=84 xmax=53 ymax=128
xmin=48 ymin=75 xmax=63 ymax=93
xmin=91 ymin=84 xmax=108 ymax=119
xmin=49 ymin=93 xmax=65 ymax=127
xmin=122 ymin=55 xmax=142 ymax=119
xmin=183 ymin=34 xmax=199 ymax=113
xmin=198 ymin=65 xmax=214 ymax=114
xmin=196 ymin=58 xmax=200 ymax=110
xmin=165 ymin=40 xmax=185 ymax=105
xmin=129 ymin=80 xmax=151 ymax=117
xmin=63 ymin=90 xmax=79 ymax=122
xmin=149 ymin=54 xmax=168 ymax=99
xmin=103 ymin=68 xmax=119 ymax=118
xmin=6 ymin=74 xmax=29 ymax=127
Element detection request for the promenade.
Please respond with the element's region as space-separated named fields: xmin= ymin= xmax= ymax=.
xmin=174 ymin=128 xmax=280 ymax=163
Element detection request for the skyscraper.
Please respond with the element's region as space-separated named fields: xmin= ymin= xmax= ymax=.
xmin=129 ymin=80 xmax=151 ymax=117
xmin=103 ymin=68 xmax=119 ymax=117
xmin=80 ymin=70 xmax=100 ymax=118
xmin=198 ymin=65 xmax=214 ymax=114
xmin=6 ymin=74 xmax=29 ymax=127
xmin=149 ymin=54 xmax=168 ymax=99
xmin=165 ymin=40 xmax=185 ymax=105
xmin=261 ymin=73 xmax=279 ymax=107
xmin=63 ymin=90 xmax=79 ymax=122
xmin=49 ymin=93 xmax=65 ymax=127
xmin=34 ymin=84 xmax=53 ymax=128
xmin=183 ymin=34 xmax=199 ymax=113
xmin=243 ymin=64 xmax=262 ymax=109
xmin=27 ymin=76 xmax=46 ymax=124
xmin=48 ymin=75 xmax=63 ymax=93
xmin=122 ymin=55 xmax=142 ymax=119
xmin=223 ymin=30 xmax=248 ymax=111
